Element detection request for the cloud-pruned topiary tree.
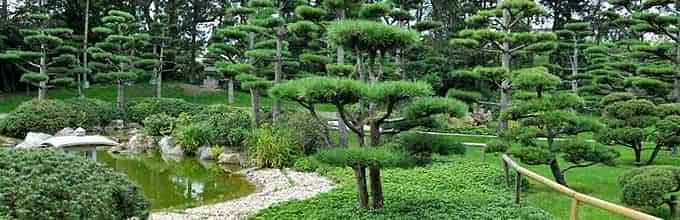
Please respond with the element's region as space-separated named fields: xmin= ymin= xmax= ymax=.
xmin=0 ymin=14 xmax=77 ymax=100
xmin=450 ymin=0 xmax=556 ymax=133
xmin=89 ymin=9 xmax=157 ymax=111
xmin=499 ymin=67 xmax=617 ymax=186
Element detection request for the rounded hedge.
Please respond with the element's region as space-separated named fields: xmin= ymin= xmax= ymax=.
xmin=0 ymin=149 xmax=149 ymax=219
xmin=0 ymin=99 xmax=117 ymax=138
xmin=125 ymin=98 xmax=202 ymax=123
xmin=0 ymin=99 xmax=78 ymax=138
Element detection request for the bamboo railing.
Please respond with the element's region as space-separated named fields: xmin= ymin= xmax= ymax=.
xmin=501 ymin=154 xmax=662 ymax=220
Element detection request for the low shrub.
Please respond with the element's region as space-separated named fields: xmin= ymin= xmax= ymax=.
xmin=248 ymin=125 xmax=298 ymax=168
xmin=65 ymin=97 xmax=118 ymax=128
xmin=276 ymin=111 xmax=327 ymax=154
xmin=125 ymin=98 xmax=202 ymax=123
xmin=191 ymin=105 xmax=251 ymax=146
xmin=254 ymin=157 xmax=553 ymax=219
xmin=396 ymin=131 xmax=466 ymax=164
xmin=0 ymin=99 xmax=113 ymax=138
xmin=143 ymin=113 xmax=175 ymax=136
xmin=0 ymin=149 xmax=149 ymax=219
xmin=210 ymin=145 xmax=224 ymax=159
xmin=292 ymin=156 xmax=322 ymax=172
xmin=174 ymin=118 xmax=215 ymax=154
xmin=618 ymin=166 xmax=680 ymax=215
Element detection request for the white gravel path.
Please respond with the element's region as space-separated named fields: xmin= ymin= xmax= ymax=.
xmin=149 ymin=168 xmax=334 ymax=220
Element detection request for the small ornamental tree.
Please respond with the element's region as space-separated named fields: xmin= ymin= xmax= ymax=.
xmin=581 ymin=44 xmax=636 ymax=109
xmin=619 ymin=166 xmax=680 ymax=218
xmin=89 ymin=10 xmax=157 ymax=110
xmin=596 ymin=93 xmax=659 ymax=166
xmin=500 ymin=67 xmax=616 ymax=186
xmin=555 ymin=22 xmax=591 ymax=92
xmin=236 ymin=73 xmax=271 ymax=128
xmin=450 ymin=0 xmax=556 ymax=133
xmin=0 ymin=14 xmax=77 ymax=100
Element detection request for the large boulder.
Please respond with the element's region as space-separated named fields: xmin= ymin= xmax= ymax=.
xmin=218 ymin=153 xmax=241 ymax=165
xmin=125 ymin=129 xmax=155 ymax=154
xmin=15 ymin=132 xmax=53 ymax=149
xmin=159 ymin=136 xmax=184 ymax=157
xmin=197 ymin=146 xmax=215 ymax=161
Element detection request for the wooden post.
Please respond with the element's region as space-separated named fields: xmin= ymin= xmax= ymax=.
xmin=503 ymin=160 xmax=510 ymax=187
xmin=570 ymin=198 xmax=579 ymax=220
xmin=515 ymin=171 xmax=522 ymax=205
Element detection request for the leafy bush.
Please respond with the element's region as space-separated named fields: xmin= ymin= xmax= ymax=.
xmin=292 ymin=156 xmax=322 ymax=172
xmin=65 ymin=97 xmax=117 ymax=128
xmin=248 ymin=125 xmax=298 ymax=168
xmin=276 ymin=111 xmax=327 ymax=154
xmin=254 ymin=157 xmax=553 ymax=220
xmin=143 ymin=113 xmax=175 ymax=136
xmin=0 ymin=99 xmax=80 ymax=138
xmin=125 ymin=98 xmax=202 ymax=123
xmin=396 ymin=131 xmax=465 ymax=164
xmin=618 ymin=166 xmax=680 ymax=210
xmin=0 ymin=149 xmax=149 ymax=219
xmin=174 ymin=114 xmax=216 ymax=154
xmin=190 ymin=105 xmax=251 ymax=146
xmin=485 ymin=139 xmax=510 ymax=153
xmin=210 ymin=145 xmax=224 ymax=159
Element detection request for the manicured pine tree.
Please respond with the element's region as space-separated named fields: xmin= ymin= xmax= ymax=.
xmin=149 ymin=17 xmax=177 ymax=98
xmin=89 ymin=9 xmax=157 ymax=111
xmin=499 ymin=67 xmax=617 ymax=186
xmin=236 ymin=73 xmax=271 ymax=128
xmin=271 ymin=76 xmax=467 ymax=209
xmin=555 ymin=21 xmax=592 ymax=93
xmin=449 ymin=0 xmax=556 ymax=133
xmin=0 ymin=14 xmax=77 ymax=100
xmin=580 ymin=43 xmax=635 ymax=109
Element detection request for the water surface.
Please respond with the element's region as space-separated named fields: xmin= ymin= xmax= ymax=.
xmin=97 ymin=151 xmax=255 ymax=210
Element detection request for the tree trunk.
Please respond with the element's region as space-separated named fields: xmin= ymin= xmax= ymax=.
xmin=498 ymin=85 xmax=510 ymax=133
xmin=369 ymin=120 xmax=380 ymax=147
xmin=669 ymin=195 xmax=678 ymax=219
xmin=335 ymin=13 xmax=348 ymax=147
xmin=369 ymin=166 xmax=384 ymax=209
xmin=356 ymin=131 xmax=365 ymax=147
xmin=272 ymin=30 xmax=283 ymax=123
xmin=227 ymin=77 xmax=234 ymax=105
xmin=117 ymin=82 xmax=125 ymax=111
xmin=549 ymin=159 xmax=568 ymax=186
xmin=250 ymin=88 xmax=260 ymax=128
xmin=634 ymin=145 xmax=643 ymax=166
xmin=353 ymin=165 xmax=369 ymax=209
xmin=498 ymin=5 xmax=512 ymax=135
xmin=570 ymin=40 xmax=579 ymax=93
xmin=37 ymin=81 xmax=46 ymax=100
xmin=81 ymin=0 xmax=90 ymax=97
xmin=647 ymin=144 xmax=663 ymax=165
xmin=156 ymin=41 xmax=164 ymax=98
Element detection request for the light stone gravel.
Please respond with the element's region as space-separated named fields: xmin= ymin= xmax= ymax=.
xmin=149 ymin=168 xmax=334 ymax=220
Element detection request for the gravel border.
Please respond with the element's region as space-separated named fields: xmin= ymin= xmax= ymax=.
xmin=149 ymin=168 xmax=334 ymax=220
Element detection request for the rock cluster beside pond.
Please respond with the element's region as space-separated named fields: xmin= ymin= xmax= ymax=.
xmin=149 ymin=168 xmax=335 ymax=220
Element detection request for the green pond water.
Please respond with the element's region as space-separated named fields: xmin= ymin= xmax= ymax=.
xmin=96 ymin=150 xmax=255 ymax=210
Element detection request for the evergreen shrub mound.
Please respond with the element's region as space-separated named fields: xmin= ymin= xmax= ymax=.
xmin=618 ymin=166 xmax=680 ymax=211
xmin=0 ymin=149 xmax=149 ymax=219
xmin=0 ymin=98 xmax=115 ymax=138
xmin=253 ymin=157 xmax=553 ymax=220
xmin=125 ymin=98 xmax=202 ymax=123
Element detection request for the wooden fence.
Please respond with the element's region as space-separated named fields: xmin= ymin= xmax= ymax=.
xmin=501 ymin=154 xmax=662 ymax=220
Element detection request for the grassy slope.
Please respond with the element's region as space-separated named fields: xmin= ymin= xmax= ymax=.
xmin=0 ymin=83 xmax=335 ymax=113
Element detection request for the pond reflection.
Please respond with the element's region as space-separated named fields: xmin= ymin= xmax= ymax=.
xmin=96 ymin=150 xmax=255 ymax=210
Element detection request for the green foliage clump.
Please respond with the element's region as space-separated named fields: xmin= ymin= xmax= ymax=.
xmin=0 ymin=149 xmax=149 ymax=219
xmin=174 ymin=116 xmax=215 ymax=154
xmin=64 ymin=97 xmax=117 ymax=128
xmin=190 ymin=105 xmax=252 ymax=146
xmin=447 ymin=88 xmax=482 ymax=104
xmin=125 ymin=98 xmax=202 ymax=123
xmin=402 ymin=97 xmax=468 ymax=120
xmin=316 ymin=147 xmax=407 ymax=168
xmin=396 ymin=131 xmax=466 ymax=164
xmin=254 ymin=157 xmax=553 ymax=220
xmin=618 ymin=166 xmax=680 ymax=211
xmin=292 ymin=156 xmax=324 ymax=173
xmin=0 ymin=99 xmax=113 ymax=138
xmin=248 ymin=125 xmax=298 ymax=168
xmin=485 ymin=139 xmax=510 ymax=153
xmin=276 ymin=111 xmax=327 ymax=154
xmin=327 ymin=20 xmax=418 ymax=52
xmin=142 ymin=113 xmax=175 ymax=136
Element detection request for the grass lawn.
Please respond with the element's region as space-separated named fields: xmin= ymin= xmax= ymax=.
xmin=0 ymin=83 xmax=336 ymax=113
xmin=326 ymin=132 xmax=679 ymax=219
